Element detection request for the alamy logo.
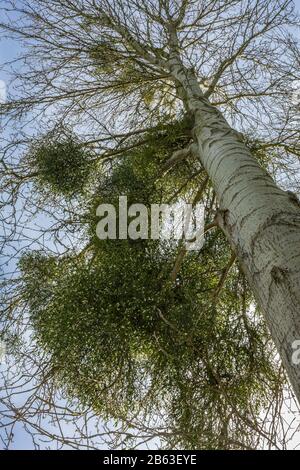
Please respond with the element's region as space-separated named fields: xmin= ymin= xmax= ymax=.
xmin=96 ymin=196 xmax=205 ymax=251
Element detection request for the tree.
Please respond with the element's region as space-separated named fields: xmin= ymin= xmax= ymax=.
xmin=0 ymin=0 xmax=300 ymax=449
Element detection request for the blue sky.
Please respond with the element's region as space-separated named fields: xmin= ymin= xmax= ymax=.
xmin=0 ymin=0 xmax=300 ymax=450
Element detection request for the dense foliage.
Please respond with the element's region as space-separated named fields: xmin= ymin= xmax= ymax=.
xmin=18 ymin=121 xmax=283 ymax=449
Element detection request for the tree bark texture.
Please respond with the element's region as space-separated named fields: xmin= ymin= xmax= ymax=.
xmin=170 ymin=62 xmax=300 ymax=403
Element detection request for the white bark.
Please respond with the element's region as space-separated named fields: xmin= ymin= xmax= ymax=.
xmin=170 ymin=63 xmax=300 ymax=403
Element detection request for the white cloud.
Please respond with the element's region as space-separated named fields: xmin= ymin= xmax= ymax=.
xmin=0 ymin=79 xmax=7 ymax=103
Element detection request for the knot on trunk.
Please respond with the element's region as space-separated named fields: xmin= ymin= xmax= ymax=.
xmin=286 ymin=191 xmax=300 ymax=209
xmin=270 ymin=266 xmax=289 ymax=284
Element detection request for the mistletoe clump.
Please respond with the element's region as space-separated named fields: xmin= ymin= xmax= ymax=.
xmin=18 ymin=128 xmax=283 ymax=449
xmin=29 ymin=134 xmax=93 ymax=196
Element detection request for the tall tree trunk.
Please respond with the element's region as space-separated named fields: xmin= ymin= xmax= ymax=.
xmin=171 ymin=63 xmax=300 ymax=403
